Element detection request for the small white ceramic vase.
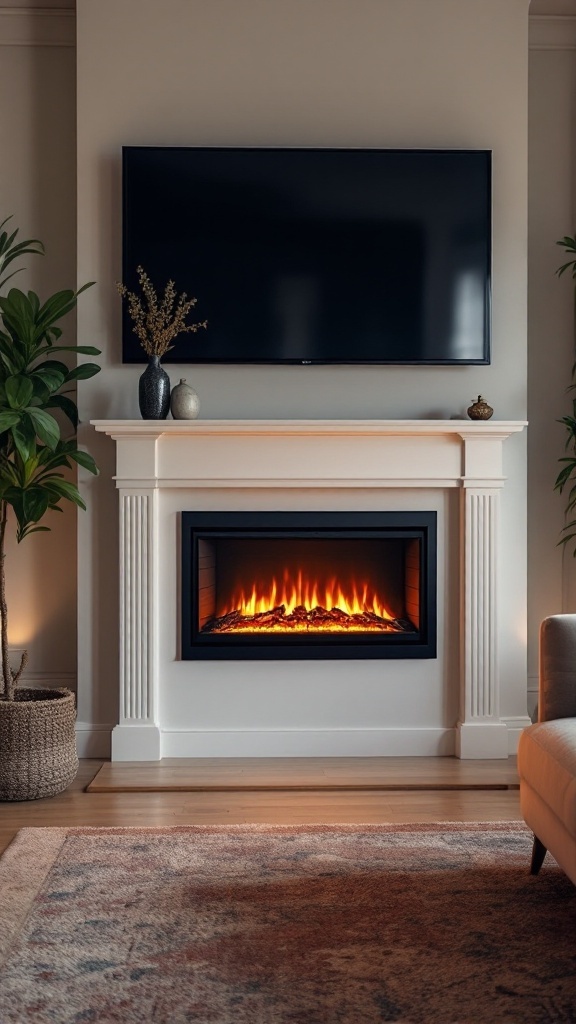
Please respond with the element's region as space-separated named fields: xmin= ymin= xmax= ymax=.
xmin=170 ymin=378 xmax=200 ymax=420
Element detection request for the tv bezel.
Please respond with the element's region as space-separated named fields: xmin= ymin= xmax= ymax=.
xmin=121 ymin=145 xmax=492 ymax=367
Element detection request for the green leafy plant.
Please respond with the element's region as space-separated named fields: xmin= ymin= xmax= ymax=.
xmin=0 ymin=217 xmax=101 ymax=700
xmin=554 ymin=235 xmax=576 ymax=553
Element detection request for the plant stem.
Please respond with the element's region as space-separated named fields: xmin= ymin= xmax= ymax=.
xmin=0 ymin=499 xmax=13 ymax=700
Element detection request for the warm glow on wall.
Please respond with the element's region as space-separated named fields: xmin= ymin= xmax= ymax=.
xmin=8 ymin=620 xmax=35 ymax=644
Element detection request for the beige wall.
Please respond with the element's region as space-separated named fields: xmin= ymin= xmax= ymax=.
xmin=76 ymin=0 xmax=530 ymax=425
xmin=528 ymin=0 xmax=576 ymax=714
xmin=0 ymin=8 xmax=77 ymax=685
xmin=75 ymin=0 xmax=530 ymax=749
xmin=3 ymin=0 xmax=576 ymax=742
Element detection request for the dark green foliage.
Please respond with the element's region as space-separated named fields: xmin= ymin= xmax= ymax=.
xmin=0 ymin=217 xmax=101 ymax=700
xmin=0 ymin=272 xmax=101 ymax=542
xmin=554 ymin=236 xmax=576 ymax=553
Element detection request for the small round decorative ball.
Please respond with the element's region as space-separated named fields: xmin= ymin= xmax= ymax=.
xmin=467 ymin=395 xmax=493 ymax=421
xmin=170 ymin=379 xmax=200 ymax=420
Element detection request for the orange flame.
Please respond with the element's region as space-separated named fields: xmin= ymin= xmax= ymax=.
xmin=220 ymin=567 xmax=394 ymax=621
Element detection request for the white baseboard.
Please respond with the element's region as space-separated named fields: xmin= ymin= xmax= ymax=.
xmin=112 ymin=724 xmax=162 ymax=761
xmin=500 ymin=715 xmax=533 ymax=754
xmin=75 ymin=721 xmax=530 ymax=761
xmin=455 ymin=721 xmax=509 ymax=760
xmin=19 ymin=670 xmax=77 ymax=690
xmin=160 ymin=728 xmax=456 ymax=759
xmin=75 ymin=722 xmax=112 ymax=758
xmin=527 ymin=677 xmax=539 ymax=722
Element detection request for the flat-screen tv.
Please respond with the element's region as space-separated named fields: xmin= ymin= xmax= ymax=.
xmin=121 ymin=146 xmax=491 ymax=365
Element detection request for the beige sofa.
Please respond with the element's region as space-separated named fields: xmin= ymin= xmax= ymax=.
xmin=518 ymin=615 xmax=576 ymax=885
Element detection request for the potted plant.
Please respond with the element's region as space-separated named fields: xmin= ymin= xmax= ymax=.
xmin=0 ymin=216 xmax=101 ymax=801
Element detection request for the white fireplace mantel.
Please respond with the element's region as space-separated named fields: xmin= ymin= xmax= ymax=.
xmin=92 ymin=419 xmax=528 ymax=761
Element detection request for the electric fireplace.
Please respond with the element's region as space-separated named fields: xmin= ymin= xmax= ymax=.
xmin=92 ymin=419 xmax=528 ymax=761
xmin=181 ymin=511 xmax=436 ymax=659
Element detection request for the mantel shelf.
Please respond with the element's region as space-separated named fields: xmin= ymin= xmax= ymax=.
xmin=92 ymin=418 xmax=527 ymax=439
xmin=91 ymin=419 xmax=526 ymax=492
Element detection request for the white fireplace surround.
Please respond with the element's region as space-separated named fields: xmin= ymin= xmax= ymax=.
xmin=92 ymin=419 xmax=529 ymax=761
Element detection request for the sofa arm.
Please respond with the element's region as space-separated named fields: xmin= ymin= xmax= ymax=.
xmin=539 ymin=615 xmax=576 ymax=721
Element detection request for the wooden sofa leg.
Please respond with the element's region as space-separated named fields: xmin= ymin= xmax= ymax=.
xmin=530 ymin=836 xmax=547 ymax=875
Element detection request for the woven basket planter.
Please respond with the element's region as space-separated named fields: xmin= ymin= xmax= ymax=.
xmin=0 ymin=688 xmax=78 ymax=801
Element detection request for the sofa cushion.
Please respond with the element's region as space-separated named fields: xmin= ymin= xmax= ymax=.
xmin=517 ymin=719 xmax=576 ymax=842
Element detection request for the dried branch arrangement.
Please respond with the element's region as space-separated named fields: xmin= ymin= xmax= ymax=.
xmin=117 ymin=266 xmax=207 ymax=358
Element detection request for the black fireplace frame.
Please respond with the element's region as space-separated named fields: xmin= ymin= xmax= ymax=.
xmin=181 ymin=511 xmax=437 ymax=660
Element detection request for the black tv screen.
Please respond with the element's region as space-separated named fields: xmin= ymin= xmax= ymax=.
xmin=121 ymin=147 xmax=491 ymax=365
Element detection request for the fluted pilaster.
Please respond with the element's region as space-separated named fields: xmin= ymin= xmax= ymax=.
xmin=456 ymin=486 xmax=508 ymax=758
xmin=112 ymin=488 xmax=160 ymax=760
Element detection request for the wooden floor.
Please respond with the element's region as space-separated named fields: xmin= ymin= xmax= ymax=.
xmin=0 ymin=757 xmax=522 ymax=857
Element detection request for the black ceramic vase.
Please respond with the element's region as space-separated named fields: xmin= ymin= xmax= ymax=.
xmin=139 ymin=355 xmax=171 ymax=419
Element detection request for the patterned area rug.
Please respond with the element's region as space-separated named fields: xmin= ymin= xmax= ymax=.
xmin=0 ymin=822 xmax=574 ymax=1023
